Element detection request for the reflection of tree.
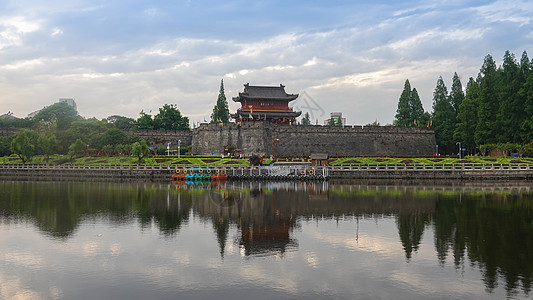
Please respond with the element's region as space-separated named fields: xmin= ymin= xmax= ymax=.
xmin=432 ymin=192 xmax=533 ymax=297
xmin=0 ymin=182 xmax=192 ymax=238
xmin=396 ymin=213 xmax=431 ymax=260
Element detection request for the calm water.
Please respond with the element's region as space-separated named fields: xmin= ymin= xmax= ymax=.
xmin=1 ymin=180 xmax=532 ymax=299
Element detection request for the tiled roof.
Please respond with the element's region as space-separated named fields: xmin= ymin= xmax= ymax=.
xmin=233 ymin=83 xmax=299 ymax=102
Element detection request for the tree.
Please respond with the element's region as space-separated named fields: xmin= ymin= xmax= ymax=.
xmin=136 ymin=110 xmax=154 ymax=130
xmin=409 ymin=88 xmax=425 ymax=124
xmin=455 ymin=77 xmax=480 ymax=154
xmin=38 ymin=132 xmax=57 ymax=164
xmin=31 ymin=102 xmax=80 ymax=130
xmin=153 ymin=104 xmax=189 ymax=130
xmin=68 ymin=138 xmax=86 ymax=159
xmin=301 ymin=112 xmax=311 ymax=125
xmin=395 ymin=79 xmax=425 ymax=126
xmin=449 ymin=72 xmax=464 ymax=115
xmin=327 ymin=118 xmax=336 ymax=126
xmin=105 ymin=115 xmax=136 ymax=130
xmin=0 ymin=136 xmax=14 ymax=156
xmin=395 ymin=79 xmax=412 ymax=126
xmin=210 ymin=79 xmax=231 ymax=123
xmin=335 ymin=116 xmax=343 ymax=127
xmin=96 ymin=128 xmax=131 ymax=149
xmin=432 ymin=76 xmax=456 ymax=153
xmin=132 ymin=140 xmax=150 ymax=164
xmin=498 ymin=50 xmax=526 ymax=143
xmin=521 ymin=51 xmax=533 ymax=142
xmin=11 ymin=129 xmax=39 ymax=164
xmin=475 ymin=54 xmax=499 ymax=145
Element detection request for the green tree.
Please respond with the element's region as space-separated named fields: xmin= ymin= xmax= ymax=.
xmin=475 ymin=54 xmax=499 ymax=145
xmin=395 ymin=79 xmax=412 ymax=126
xmin=301 ymin=112 xmax=311 ymax=125
xmin=136 ymin=110 xmax=154 ymax=130
xmin=57 ymin=118 xmax=107 ymax=154
xmin=68 ymin=138 xmax=86 ymax=159
xmin=521 ymin=51 xmax=533 ymax=142
xmin=455 ymin=77 xmax=480 ymax=154
xmin=327 ymin=118 xmax=336 ymax=126
xmin=210 ymin=79 xmax=231 ymax=123
xmin=0 ymin=136 xmax=14 ymax=156
xmin=335 ymin=117 xmax=343 ymax=127
xmin=105 ymin=115 xmax=136 ymax=130
xmin=432 ymin=76 xmax=456 ymax=153
xmin=153 ymin=104 xmax=189 ymax=130
xmin=498 ymin=51 xmax=525 ymax=143
xmin=95 ymin=128 xmax=131 ymax=149
xmin=132 ymin=140 xmax=150 ymax=163
xmin=395 ymin=79 xmax=425 ymax=126
xmin=31 ymin=102 xmax=80 ymax=130
xmin=10 ymin=129 xmax=39 ymax=164
xmin=37 ymin=132 xmax=57 ymax=164
xmin=449 ymin=72 xmax=464 ymax=115
xmin=409 ymin=88 xmax=425 ymax=125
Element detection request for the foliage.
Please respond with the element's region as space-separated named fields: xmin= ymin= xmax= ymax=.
xmin=136 ymin=110 xmax=154 ymax=130
xmin=105 ymin=115 xmax=136 ymax=130
xmin=327 ymin=118 xmax=336 ymax=126
xmin=10 ymin=129 xmax=39 ymax=164
xmin=395 ymin=79 xmax=426 ymax=126
xmin=301 ymin=112 xmax=311 ymax=125
xmin=132 ymin=140 xmax=150 ymax=163
xmin=432 ymin=76 xmax=456 ymax=153
xmin=153 ymin=104 xmax=190 ymax=130
xmin=335 ymin=117 xmax=342 ymax=127
xmin=68 ymin=138 xmax=86 ymax=159
xmin=38 ymin=132 xmax=57 ymax=164
xmin=454 ymin=77 xmax=479 ymax=154
xmin=31 ymin=102 xmax=81 ymax=130
xmin=0 ymin=116 xmax=32 ymax=128
xmin=210 ymin=79 xmax=231 ymax=123
xmin=0 ymin=136 xmax=14 ymax=156
xmin=95 ymin=127 xmax=132 ymax=148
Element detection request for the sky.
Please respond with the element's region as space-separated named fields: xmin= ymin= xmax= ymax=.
xmin=1 ymin=0 xmax=533 ymax=125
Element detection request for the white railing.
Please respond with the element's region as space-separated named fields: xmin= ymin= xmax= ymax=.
xmin=1 ymin=164 xmax=533 ymax=172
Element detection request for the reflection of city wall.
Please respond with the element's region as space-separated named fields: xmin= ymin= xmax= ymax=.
xmin=192 ymin=184 xmax=438 ymax=222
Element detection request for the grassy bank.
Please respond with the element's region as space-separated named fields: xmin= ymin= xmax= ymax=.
xmin=2 ymin=155 xmax=533 ymax=166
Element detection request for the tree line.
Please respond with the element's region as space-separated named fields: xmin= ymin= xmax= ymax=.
xmin=395 ymin=50 xmax=533 ymax=155
xmin=0 ymin=101 xmax=190 ymax=163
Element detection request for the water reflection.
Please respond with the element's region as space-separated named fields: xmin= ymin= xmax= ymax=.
xmin=1 ymin=180 xmax=532 ymax=298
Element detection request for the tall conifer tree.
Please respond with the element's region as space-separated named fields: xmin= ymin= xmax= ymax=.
xmin=211 ymin=79 xmax=230 ymax=123
xmin=475 ymin=54 xmax=499 ymax=145
xmin=454 ymin=77 xmax=480 ymax=154
xmin=432 ymin=76 xmax=455 ymax=153
xmin=395 ymin=79 xmax=425 ymax=126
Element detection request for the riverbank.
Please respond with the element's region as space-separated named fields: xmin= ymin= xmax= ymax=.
xmin=2 ymin=164 xmax=533 ymax=181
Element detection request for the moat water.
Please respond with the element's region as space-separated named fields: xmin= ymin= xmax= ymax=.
xmin=1 ymin=180 xmax=532 ymax=299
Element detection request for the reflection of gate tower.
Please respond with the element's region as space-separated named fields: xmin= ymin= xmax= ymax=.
xmin=231 ymin=83 xmax=302 ymax=125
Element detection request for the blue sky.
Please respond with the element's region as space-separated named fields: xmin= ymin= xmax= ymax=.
xmin=1 ymin=0 xmax=532 ymax=125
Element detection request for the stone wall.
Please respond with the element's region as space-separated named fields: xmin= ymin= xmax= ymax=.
xmin=128 ymin=130 xmax=193 ymax=148
xmin=3 ymin=124 xmax=435 ymax=156
xmin=190 ymin=122 xmax=436 ymax=156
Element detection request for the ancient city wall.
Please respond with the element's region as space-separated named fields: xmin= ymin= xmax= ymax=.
xmin=2 ymin=124 xmax=435 ymax=156
xmin=128 ymin=130 xmax=193 ymax=148
xmin=191 ymin=123 xmax=436 ymax=156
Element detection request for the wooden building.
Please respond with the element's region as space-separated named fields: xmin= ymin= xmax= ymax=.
xmin=231 ymin=83 xmax=302 ymax=124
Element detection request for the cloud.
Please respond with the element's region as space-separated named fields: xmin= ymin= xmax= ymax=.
xmin=0 ymin=1 xmax=532 ymax=125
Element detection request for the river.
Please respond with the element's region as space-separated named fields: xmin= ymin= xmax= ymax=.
xmin=0 ymin=180 xmax=532 ymax=299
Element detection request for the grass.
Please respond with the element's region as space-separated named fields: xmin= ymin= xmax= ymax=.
xmin=2 ymin=155 xmax=533 ymax=166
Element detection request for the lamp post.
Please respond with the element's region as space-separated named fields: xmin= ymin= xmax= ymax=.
xmin=272 ymin=138 xmax=280 ymax=158
xmin=178 ymin=139 xmax=181 ymax=159
xmin=456 ymin=142 xmax=462 ymax=159
xmin=436 ymin=144 xmax=439 ymax=156
xmin=167 ymin=142 xmax=171 ymax=156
